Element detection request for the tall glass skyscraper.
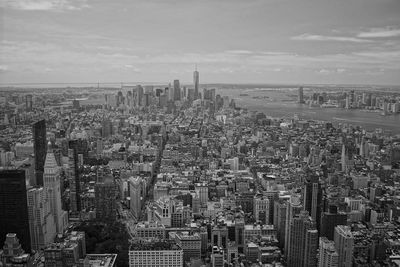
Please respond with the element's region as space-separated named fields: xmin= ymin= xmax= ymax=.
xmin=0 ymin=169 xmax=31 ymax=253
xmin=33 ymin=119 xmax=47 ymax=186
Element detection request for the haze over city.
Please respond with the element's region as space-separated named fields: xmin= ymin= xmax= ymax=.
xmin=2 ymin=1 xmax=400 ymax=267
xmin=1 ymin=0 xmax=400 ymax=85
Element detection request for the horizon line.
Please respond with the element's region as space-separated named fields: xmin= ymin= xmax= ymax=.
xmin=0 ymin=82 xmax=399 ymax=88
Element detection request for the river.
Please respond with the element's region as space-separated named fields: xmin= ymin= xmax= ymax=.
xmin=217 ymin=88 xmax=400 ymax=134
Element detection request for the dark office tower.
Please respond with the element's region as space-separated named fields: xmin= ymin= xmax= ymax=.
xmin=26 ymin=94 xmax=33 ymax=111
xmin=33 ymin=119 xmax=46 ymax=186
xmin=173 ymin=80 xmax=181 ymax=101
xmin=68 ymin=140 xmax=81 ymax=213
xmin=0 ymin=170 xmax=31 ymax=253
xmin=194 ymin=66 xmax=199 ymax=100
xmin=298 ymin=87 xmax=304 ymax=103
xmin=304 ymin=172 xmax=322 ymax=231
xmin=287 ymin=210 xmax=318 ymax=267
xmin=320 ymin=205 xmax=347 ymax=241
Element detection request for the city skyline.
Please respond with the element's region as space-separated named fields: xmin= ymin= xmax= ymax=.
xmin=1 ymin=0 xmax=400 ymax=85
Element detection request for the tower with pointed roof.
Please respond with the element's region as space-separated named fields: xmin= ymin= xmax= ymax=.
xmin=43 ymin=142 xmax=68 ymax=233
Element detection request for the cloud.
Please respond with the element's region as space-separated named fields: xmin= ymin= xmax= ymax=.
xmin=336 ymin=68 xmax=346 ymax=73
xmin=124 ymin=65 xmax=141 ymax=72
xmin=317 ymin=69 xmax=331 ymax=74
xmin=292 ymin=33 xmax=373 ymax=43
xmin=225 ymin=50 xmax=253 ymax=55
xmin=1 ymin=0 xmax=90 ymax=11
xmin=0 ymin=65 xmax=9 ymax=72
xmin=358 ymin=28 xmax=400 ymax=38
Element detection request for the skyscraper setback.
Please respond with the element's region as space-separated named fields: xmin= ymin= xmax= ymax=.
xmin=0 ymin=170 xmax=31 ymax=253
xmin=33 ymin=119 xmax=46 ymax=186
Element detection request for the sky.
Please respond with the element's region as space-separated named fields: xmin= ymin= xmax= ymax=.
xmin=0 ymin=0 xmax=400 ymax=85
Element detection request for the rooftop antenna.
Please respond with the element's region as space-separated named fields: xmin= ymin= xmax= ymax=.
xmin=195 ymin=64 xmax=197 ymax=71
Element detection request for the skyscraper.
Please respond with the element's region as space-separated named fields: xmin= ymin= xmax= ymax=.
xmin=298 ymin=87 xmax=304 ymax=103
xmin=273 ymin=199 xmax=287 ymax=248
xmin=137 ymin=85 xmax=144 ymax=106
xmin=129 ymin=177 xmax=142 ymax=220
xmin=334 ymin=225 xmax=354 ymax=267
xmin=68 ymin=140 xmax=81 ymax=213
xmin=95 ymin=176 xmax=117 ymax=221
xmin=320 ymin=205 xmax=347 ymax=241
xmin=287 ymin=210 xmax=318 ymax=267
xmin=253 ymin=195 xmax=269 ymax=224
xmin=193 ymin=66 xmax=199 ymax=100
xmin=173 ymin=80 xmax=181 ymax=101
xmin=27 ymin=187 xmax=56 ymax=251
xmin=0 ymin=170 xmax=31 ymax=252
xmin=26 ymin=94 xmax=33 ymax=111
xmin=319 ymin=237 xmax=339 ymax=267
xmin=304 ymin=172 xmax=322 ymax=231
xmin=285 ymin=194 xmax=303 ymax=254
xmin=44 ymin=144 xmax=68 ymax=233
xmin=33 ymin=119 xmax=47 ymax=186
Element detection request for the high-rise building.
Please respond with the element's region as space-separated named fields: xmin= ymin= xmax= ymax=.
xmin=33 ymin=119 xmax=47 ymax=186
xmin=26 ymin=94 xmax=33 ymax=111
xmin=287 ymin=210 xmax=318 ymax=267
xmin=95 ymin=177 xmax=117 ymax=221
xmin=285 ymin=194 xmax=303 ymax=254
xmin=211 ymin=246 xmax=224 ymax=267
xmin=102 ymin=119 xmax=113 ymax=138
xmin=129 ymin=241 xmax=183 ymax=267
xmin=193 ymin=67 xmax=199 ymax=100
xmin=334 ymin=225 xmax=354 ymax=267
xmin=129 ymin=177 xmax=142 ymax=219
xmin=0 ymin=170 xmax=31 ymax=252
xmin=319 ymin=237 xmax=339 ymax=267
xmin=195 ymin=183 xmax=208 ymax=206
xmin=1 ymin=233 xmax=32 ymax=267
xmin=304 ymin=173 xmax=322 ymax=231
xmin=173 ymin=80 xmax=181 ymax=101
xmin=44 ymin=144 xmax=68 ymax=233
xmin=264 ymin=191 xmax=279 ymax=224
xmin=320 ymin=205 xmax=347 ymax=241
xmin=253 ymin=195 xmax=269 ymax=224
xmin=273 ymin=199 xmax=287 ymax=248
xmin=298 ymin=87 xmax=304 ymax=103
xmin=174 ymin=232 xmax=201 ymax=263
xmin=68 ymin=140 xmax=81 ymax=213
xmin=27 ymin=187 xmax=56 ymax=251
